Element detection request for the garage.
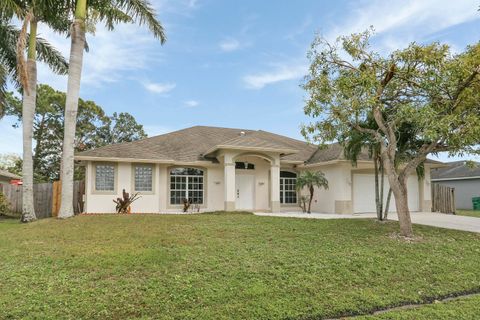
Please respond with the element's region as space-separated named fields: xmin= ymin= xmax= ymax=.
xmin=353 ymin=174 xmax=420 ymax=213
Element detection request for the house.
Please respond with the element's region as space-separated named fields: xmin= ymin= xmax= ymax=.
xmin=431 ymin=161 xmax=480 ymax=210
xmin=0 ymin=169 xmax=21 ymax=185
xmin=75 ymin=126 xmax=438 ymax=214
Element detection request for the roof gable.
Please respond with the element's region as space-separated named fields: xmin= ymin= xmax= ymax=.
xmin=431 ymin=161 xmax=480 ymax=180
xmin=0 ymin=169 xmax=21 ymax=180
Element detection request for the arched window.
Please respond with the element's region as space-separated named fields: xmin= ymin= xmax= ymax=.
xmin=170 ymin=168 xmax=204 ymax=205
xmin=280 ymin=171 xmax=297 ymax=204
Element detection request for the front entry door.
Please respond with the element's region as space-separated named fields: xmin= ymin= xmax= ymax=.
xmin=235 ymin=175 xmax=254 ymax=210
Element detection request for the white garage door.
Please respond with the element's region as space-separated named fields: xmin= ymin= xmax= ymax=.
xmin=353 ymin=174 xmax=419 ymax=213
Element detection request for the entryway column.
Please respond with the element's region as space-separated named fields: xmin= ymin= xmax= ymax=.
xmin=270 ymin=162 xmax=280 ymax=213
xmin=224 ymin=155 xmax=236 ymax=211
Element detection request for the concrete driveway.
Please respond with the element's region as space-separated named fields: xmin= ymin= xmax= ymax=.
xmin=254 ymin=211 xmax=480 ymax=233
xmin=387 ymin=212 xmax=480 ymax=234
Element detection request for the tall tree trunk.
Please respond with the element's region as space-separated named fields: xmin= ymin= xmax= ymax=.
xmin=388 ymin=174 xmax=413 ymax=237
xmin=58 ymin=0 xmax=87 ymax=219
xmin=307 ymin=185 xmax=314 ymax=213
xmin=379 ymin=155 xmax=384 ymax=219
xmin=380 ymin=138 xmax=414 ymax=237
xmin=383 ymin=188 xmax=392 ymax=219
xmin=21 ymin=20 xmax=38 ymax=223
xmin=33 ymin=114 xmax=46 ymax=175
xmin=373 ymin=153 xmax=381 ymax=220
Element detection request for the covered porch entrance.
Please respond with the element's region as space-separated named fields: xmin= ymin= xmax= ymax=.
xmin=223 ymin=152 xmax=281 ymax=212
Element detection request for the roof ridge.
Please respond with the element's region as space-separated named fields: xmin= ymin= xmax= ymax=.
xmin=215 ymin=129 xmax=255 ymax=146
xmin=193 ymin=125 xmax=254 ymax=132
xmin=256 ymin=130 xmax=314 ymax=147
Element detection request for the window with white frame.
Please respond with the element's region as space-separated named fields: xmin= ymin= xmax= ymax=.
xmin=280 ymin=171 xmax=297 ymax=204
xmin=134 ymin=164 xmax=153 ymax=192
xmin=95 ymin=164 xmax=115 ymax=191
xmin=170 ymin=168 xmax=204 ymax=205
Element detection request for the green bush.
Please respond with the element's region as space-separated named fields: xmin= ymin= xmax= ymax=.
xmin=0 ymin=191 xmax=12 ymax=215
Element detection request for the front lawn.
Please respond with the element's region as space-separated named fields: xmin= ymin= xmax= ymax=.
xmin=358 ymin=294 xmax=480 ymax=319
xmin=456 ymin=210 xmax=480 ymax=218
xmin=1 ymin=213 xmax=479 ymax=319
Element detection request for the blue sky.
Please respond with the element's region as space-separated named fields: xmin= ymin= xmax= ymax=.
xmin=1 ymin=0 xmax=479 ymax=162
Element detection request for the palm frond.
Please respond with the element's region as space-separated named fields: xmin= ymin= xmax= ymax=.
xmin=296 ymin=170 xmax=329 ymax=190
xmin=0 ymin=20 xmax=68 ymax=86
xmin=34 ymin=0 xmax=72 ymax=35
xmin=115 ymin=0 xmax=166 ymax=43
xmin=89 ymin=5 xmax=134 ymax=31
xmin=0 ymin=0 xmax=26 ymax=19
xmin=0 ymin=22 xmax=19 ymax=82
xmin=35 ymin=36 xmax=69 ymax=75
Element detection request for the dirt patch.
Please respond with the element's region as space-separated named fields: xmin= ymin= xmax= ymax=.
xmin=388 ymin=232 xmax=424 ymax=243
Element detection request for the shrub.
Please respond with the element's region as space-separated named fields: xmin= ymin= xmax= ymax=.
xmin=0 ymin=191 xmax=12 ymax=215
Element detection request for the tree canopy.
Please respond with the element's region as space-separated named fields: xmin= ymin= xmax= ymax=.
xmin=5 ymin=84 xmax=147 ymax=181
xmin=302 ymin=30 xmax=480 ymax=236
xmin=0 ymin=19 xmax=68 ymax=117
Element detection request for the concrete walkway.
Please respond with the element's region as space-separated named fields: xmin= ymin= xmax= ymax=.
xmin=254 ymin=211 xmax=480 ymax=233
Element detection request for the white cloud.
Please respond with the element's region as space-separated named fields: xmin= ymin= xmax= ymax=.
xmin=184 ymin=100 xmax=199 ymax=107
xmin=219 ymin=38 xmax=241 ymax=52
xmin=144 ymin=82 xmax=176 ymax=94
xmin=245 ymin=0 xmax=478 ymax=90
xmin=243 ymin=63 xmax=307 ymax=90
xmin=285 ymin=15 xmax=313 ymax=40
xmin=326 ymin=0 xmax=479 ymax=50
xmin=187 ymin=0 xmax=198 ymax=8
xmin=34 ymin=20 xmax=165 ymax=91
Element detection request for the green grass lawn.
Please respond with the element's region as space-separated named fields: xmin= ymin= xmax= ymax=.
xmin=357 ymin=294 xmax=480 ymax=319
xmin=456 ymin=210 xmax=480 ymax=218
xmin=1 ymin=213 xmax=480 ymax=319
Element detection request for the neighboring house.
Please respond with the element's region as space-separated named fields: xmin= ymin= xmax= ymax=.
xmin=0 ymin=169 xmax=21 ymax=185
xmin=75 ymin=126 xmax=440 ymax=214
xmin=431 ymin=161 xmax=480 ymax=210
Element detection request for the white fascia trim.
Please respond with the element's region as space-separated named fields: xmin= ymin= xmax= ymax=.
xmin=432 ymin=176 xmax=480 ymax=182
xmin=74 ymin=156 xmax=219 ymax=166
xmin=75 ymin=156 xmax=175 ymax=163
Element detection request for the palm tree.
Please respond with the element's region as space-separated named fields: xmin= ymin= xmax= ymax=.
xmin=342 ymin=116 xmax=427 ymax=220
xmin=342 ymin=117 xmax=388 ymax=220
xmin=0 ymin=18 xmax=67 ymax=117
xmin=296 ymin=170 xmax=329 ymax=214
xmin=0 ymin=4 xmax=68 ymax=222
xmin=58 ymin=0 xmax=166 ymax=218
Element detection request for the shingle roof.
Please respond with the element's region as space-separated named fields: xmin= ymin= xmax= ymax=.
xmin=76 ymin=126 xmax=255 ymax=162
xmin=76 ymin=125 xmax=441 ymax=166
xmin=306 ymin=143 xmax=375 ymax=164
xmin=431 ymin=161 xmax=480 ymax=180
xmin=0 ymin=169 xmax=21 ymax=180
xmin=209 ymin=132 xmax=298 ymax=153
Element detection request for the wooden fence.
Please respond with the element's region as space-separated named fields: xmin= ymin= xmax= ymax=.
xmin=0 ymin=180 xmax=85 ymax=218
xmin=431 ymin=183 xmax=455 ymax=214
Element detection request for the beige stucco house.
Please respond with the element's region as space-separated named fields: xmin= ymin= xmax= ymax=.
xmin=75 ymin=126 xmax=438 ymax=214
